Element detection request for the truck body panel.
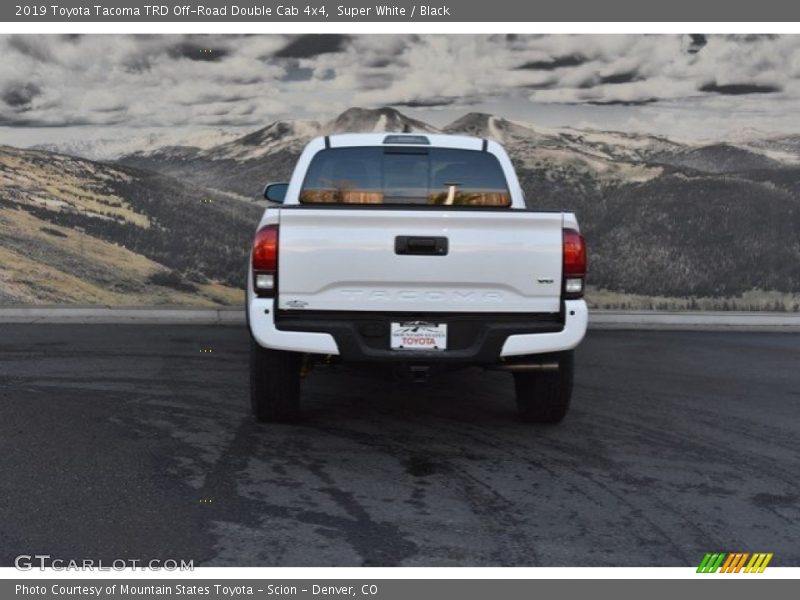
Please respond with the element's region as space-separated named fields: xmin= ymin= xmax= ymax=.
xmin=276 ymin=208 xmax=563 ymax=314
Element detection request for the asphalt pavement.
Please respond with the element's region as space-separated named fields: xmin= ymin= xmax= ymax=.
xmin=0 ymin=325 xmax=798 ymax=566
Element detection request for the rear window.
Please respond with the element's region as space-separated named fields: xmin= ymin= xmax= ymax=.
xmin=299 ymin=147 xmax=511 ymax=207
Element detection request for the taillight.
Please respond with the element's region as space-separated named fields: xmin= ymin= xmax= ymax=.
xmin=563 ymin=228 xmax=586 ymax=299
xmin=252 ymin=224 xmax=278 ymax=296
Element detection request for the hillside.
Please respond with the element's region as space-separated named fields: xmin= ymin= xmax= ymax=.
xmin=569 ymin=174 xmax=800 ymax=297
xmin=0 ymin=145 xmax=262 ymax=305
xmin=650 ymin=144 xmax=787 ymax=173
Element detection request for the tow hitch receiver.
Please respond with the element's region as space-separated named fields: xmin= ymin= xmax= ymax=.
xmin=409 ymin=365 xmax=431 ymax=383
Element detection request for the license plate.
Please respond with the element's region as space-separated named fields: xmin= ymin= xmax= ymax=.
xmin=390 ymin=321 xmax=447 ymax=351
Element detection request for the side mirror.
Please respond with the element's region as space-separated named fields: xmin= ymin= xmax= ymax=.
xmin=263 ymin=182 xmax=289 ymax=203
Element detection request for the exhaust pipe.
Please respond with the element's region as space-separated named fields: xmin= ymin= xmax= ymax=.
xmin=490 ymin=362 xmax=559 ymax=372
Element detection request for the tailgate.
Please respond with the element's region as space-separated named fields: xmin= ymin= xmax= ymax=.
xmin=276 ymin=209 xmax=563 ymax=313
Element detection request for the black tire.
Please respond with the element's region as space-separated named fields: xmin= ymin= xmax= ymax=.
xmin=249 ymin=338 xmax=302 ymax=422
xmin=513 ymin=350 xmax=574 ymax=424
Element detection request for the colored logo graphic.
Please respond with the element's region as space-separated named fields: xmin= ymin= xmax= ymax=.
xmin=697 ymin=553 xmax=773 ymax=573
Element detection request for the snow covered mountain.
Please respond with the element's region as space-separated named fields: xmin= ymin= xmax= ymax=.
xmin=114 ymin=104 xmax=800 ymax=214
xmin=196 ymin=120 xmax=321 ymax=162
xmin=119 ymin=107 xmax=444 ymax=197
xmin=324 ymin=106 xmax=438 ymax=135
xmin=444 ymin=113 xmax=682 ymax=159
xmin=32 ymin=128 xmax=243 ymax=162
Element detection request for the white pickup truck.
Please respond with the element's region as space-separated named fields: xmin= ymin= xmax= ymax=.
xmin=247 ymin=133 xmax=587 ymax=423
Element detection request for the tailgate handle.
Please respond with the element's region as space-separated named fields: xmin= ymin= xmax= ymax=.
xmin=395 ymin=236 xmax=448 ymax=256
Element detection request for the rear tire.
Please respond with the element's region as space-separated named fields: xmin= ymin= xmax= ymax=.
xmin=249 ymin=338 xmax=302 ymax=422
xmin=513 ymin=350 xmax=574 ymax=424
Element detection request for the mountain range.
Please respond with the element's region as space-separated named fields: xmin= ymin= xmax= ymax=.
xmin=32 ymin=128 xmax=243 ymax=162
xmin=3 ymin=106 xmax=800 ymax=307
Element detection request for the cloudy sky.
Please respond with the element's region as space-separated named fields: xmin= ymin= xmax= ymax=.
xmin=3 ymin=33 xmax=800 ymax=145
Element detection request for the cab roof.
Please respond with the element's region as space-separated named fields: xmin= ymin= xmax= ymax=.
xmin=321 ymin=132 xmax=491 ymax=152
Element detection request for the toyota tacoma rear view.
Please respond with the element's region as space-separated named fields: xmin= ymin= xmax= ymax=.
xmin=247 ymin=133 xmax=588 ymax=423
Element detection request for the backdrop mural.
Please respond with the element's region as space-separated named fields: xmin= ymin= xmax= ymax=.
xmin=1 ymin=34 xmax=799 ymax=309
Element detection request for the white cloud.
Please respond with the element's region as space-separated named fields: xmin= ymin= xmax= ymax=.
xmin=2 ymin=34 xmax=800 ymax=140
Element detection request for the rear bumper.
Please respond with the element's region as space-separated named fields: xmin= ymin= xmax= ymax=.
xmin=249 ymin=299 xmax=588 ymax=363
xmin=500 ymin=299 xmax=588 ymax=357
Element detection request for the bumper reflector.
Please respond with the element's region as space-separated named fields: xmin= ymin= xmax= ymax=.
xmin=565 ymin=277 xmax=583 ymax=295
xmin=255 ymin=273 xmax=275 ymax=291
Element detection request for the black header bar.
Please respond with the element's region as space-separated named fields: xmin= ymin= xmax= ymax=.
xmin=3 ymin=0 xmax=800 ymax=22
